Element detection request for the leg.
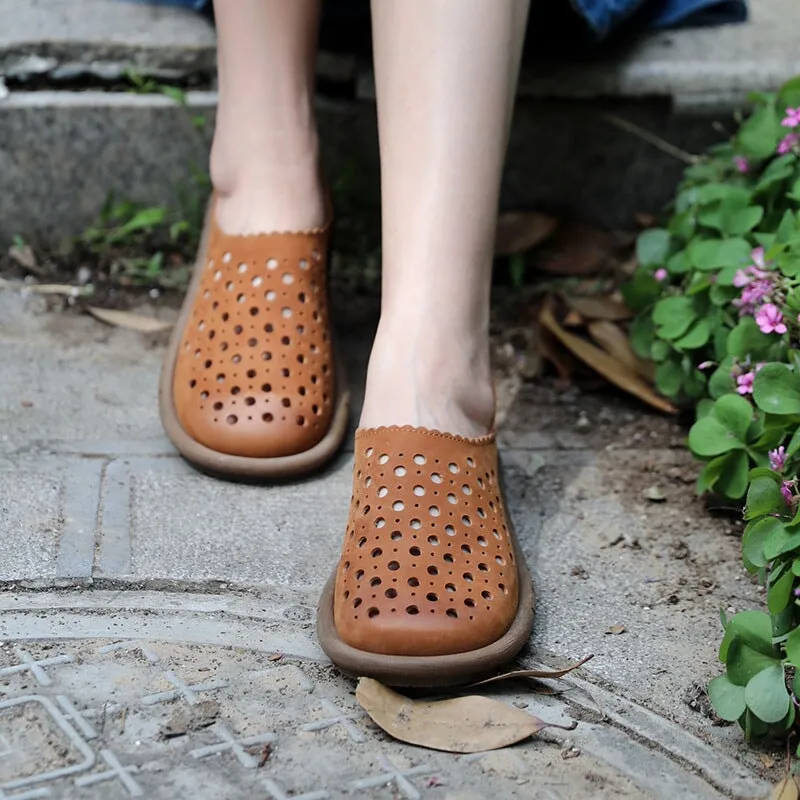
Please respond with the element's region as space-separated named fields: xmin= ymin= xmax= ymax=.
xmin=163 ymin=0 xmax=349 ymax=474
xmin=210 ymin=0 xmax=325 ymax=234
xmin=361 ymin=0 xmax=531 ymax=436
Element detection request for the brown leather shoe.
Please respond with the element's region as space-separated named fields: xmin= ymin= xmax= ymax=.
xmin=159 ymin=200 xmax=349 ymax=480
xmin=317 ymin=426 xmax=535 ymax=686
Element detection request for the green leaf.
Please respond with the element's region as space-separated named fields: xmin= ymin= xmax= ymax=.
xmin=767 ymin=567 xmax=795 ymax=613
xmin=714 ymin=394 xmax=754 ymax=442
xmin=719 ymin=610 xmax=776 ymax=661
xmin=666 ymin=251 xmax=690 ymax=275
xmin=726 ymin=317 xmax=775 ymax=360
xmin=621 ymin=272 xmax=662 ymax=312
xmin=673 ymin=318 xmax=711 ymax=350
xmin=775 ymin=209 xmax=798 ymax=244
xmin=786 ymin=426 xmax=800 ymax=457
xmin=792 ymin=558 xmax=800 ymax=576
xmin=745 ymin=476 xmax=786 ymax=519
xmin=653 ymin=296 xmax=696 ymax=340
xmin=715 ymin=449 xmax=750 ymax=499
xmin=654 ymin=360 xmax=683 ymax=398
xmin=650 ymin=339 xmax=672 ymax=362
xmin=738 ymin=101 xmax=784 ymax=160
xmin=707 ymin=674 xmax=747 ymax=722
xmin=744 ymin=664 xmax=790 ymax=723
xmin=727 ymin=639 xmax=781 ymax=686
xmin=754 ymin=154 xmax=796 ymax=193
xmin=742 ymin=516 xmax=783 ymax=567
xmin=697 ymin=453 xmax=730 ymax=494
xmin=764 ymin=525 xmax=800 ymax=560
xmin=629 ymin=315 xmax=655 ymax=359
xmin=636 ymin=228 xmax=671 ymax=266
xmin=753 ymin=363 xmax=800 ymax=415
xmin=708 ymin=363 xmax=736 ymax=399
xmin=786 ymin=626 xmax=800 ymax=666
xmin=696 ymin=183 xmax=751 ymax=206
xmin=688 ymin=238 xmax=752 ymax=271
xmin=779 ymin=76 xmax=800 ymax=110
xmin=688 ymin=416 xmax=745 ymax=456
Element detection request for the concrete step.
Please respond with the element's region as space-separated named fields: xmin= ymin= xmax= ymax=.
xmin=1 ymin=0 xmax=798 ymax=246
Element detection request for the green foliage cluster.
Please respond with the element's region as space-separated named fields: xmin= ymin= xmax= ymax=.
xmin=627 ymin=77 xmax=800 ymax=745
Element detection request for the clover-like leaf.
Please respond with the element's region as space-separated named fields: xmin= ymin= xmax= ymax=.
xmin=753 ymin=364 xmax=800 ymax=415
xmin=708 ymin=674 xmax=747 ymax=722
xmin=744 ymin=664 xmax=790 ymax=723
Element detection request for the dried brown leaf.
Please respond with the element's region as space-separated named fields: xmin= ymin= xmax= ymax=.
xmin=87 ymin=307 xmax=173 ymax=333
xmin=0 ymin=277 xmax=89 ymax=296
xmin=540 ymin=303 xmax=676 ymax=415
xmin=563 ymin=309 xmax=585 ymax=327
xmin=536 ymin=222 xmax=618 ymax=276
xmin=564 ymin=295 xmax=632 ymax=322
xmin=355 ymin=678 xmax=574 ymax=754
xmin=536 ymin=328 xmax=574 ymax=380
xmin=587 ymin=320 xmax=655 ymax=382
xmin=495 ymin=211 xmax=559 ymax=257
xmin=468 ymin=655 xmax=594 ymax=688
xmin=770 ymin=776 xmax=799 ymax=800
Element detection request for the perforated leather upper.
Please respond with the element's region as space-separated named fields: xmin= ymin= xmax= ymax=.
xmin=172 ymin=213 xmax=335 ymax=458
xmin=333 ymin=427 xmax=519 ymax=656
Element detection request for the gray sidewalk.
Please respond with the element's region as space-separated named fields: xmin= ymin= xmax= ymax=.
xmin=0 ymin=288 xmax=773 ymax=799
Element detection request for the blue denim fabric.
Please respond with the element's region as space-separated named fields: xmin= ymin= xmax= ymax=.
xmin=571 ymin=0 xmax=747 ymax=37
xmin=122 ymin=0 xmax=747 ymax=39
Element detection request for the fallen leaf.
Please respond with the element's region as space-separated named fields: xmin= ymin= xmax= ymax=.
xmin=267 ymin=653 xmax=284 ymax=662
xmin=8 ymin=242 xmax=45 ymax=276
xmin=606 ymin=625 xmax=626 ymax=635
xmin=536 ymin=222 xmax=618 ymax=276
xmin=257 ymin=743 xmax=272 ymax=767
xmin=644 ymin=486 xmax=666 ymax=502
xmin=87 ymin=307 xmax=173 ymax=333
xmin=770 ymin=776 xmax=799 ymax=800
xmin=536 ymin=327 xmax=574 ymax=379
xmin=562 ymin=309 xmax=585 ymax=327
xmin=0 ymin=277 xmax=90 ymax=296
xmin=495 ymin=211 xmax=559 ymax=257
xmin=356 ymin=678 xmax=575 ymax=754
xmin=564 ymin=295 xmax=631 ymax=322
xmin=20 ymin=400 xmax=33 ymax=408
xmin=468 ymin=654 xmax=594 ymax=688
xmin=540 ymin=302 xmax=677 ymax=415
xmin=587 ymin=320 xmax=655 ymax=381
xmin=760 ymin=754 xmax=775 ymax=770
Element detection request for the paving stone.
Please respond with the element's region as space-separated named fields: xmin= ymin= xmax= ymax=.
xmin=121 ymin=455 xmax=352 ymax=587
xmin=0 ymin=471 xmax=62 ymax=580
xmin=0 ymin=636 xmax=769 ymax=799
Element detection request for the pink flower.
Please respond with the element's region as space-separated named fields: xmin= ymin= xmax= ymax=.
xmin=770 ymin=446 xmax=787 ymax=472
xmin=733 ymin=269 xmax=751 ymax=288
xmin=654 ymin=268 xmax=668 ymax=282
xmin=733 ymin=155 xmax=750 ymax=173
xmin=782 ymin=481 xmax=795 ymax=507
xmin=736 ymin=371 xmax=755 ymax=395
xmin=740 ymin=279 xmax=773 ymax=308
xmin=778 ymin=133 xmax=800 ymax=155
xmin=782 ymin=108 xmax=800 ymax=128
xmin=751 ymin=247 xmax=768 ymax=271
xmin=755 ymin=303 xmax=787 ymax=334
xmin=697 ymin=361 xmax=715 ymax=371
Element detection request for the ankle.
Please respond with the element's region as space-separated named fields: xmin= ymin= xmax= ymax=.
xmin=209 ymin=128 xmax=326 ymax=234
xmin=359 ymin=319 xmax=495 ymax=436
